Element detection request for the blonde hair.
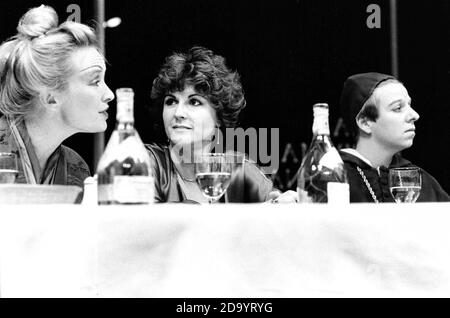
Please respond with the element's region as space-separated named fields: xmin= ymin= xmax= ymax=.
xmin=0 ymin=5 xmax=98 ymax=118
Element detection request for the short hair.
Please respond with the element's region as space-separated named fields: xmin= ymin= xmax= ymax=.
xmin=354 ymin=79 xmax=401 ymax=141
xmin=151 ymin=46 xmax=246 ymax=128
xmin=0 ymin=5 xmax=98 ymax=118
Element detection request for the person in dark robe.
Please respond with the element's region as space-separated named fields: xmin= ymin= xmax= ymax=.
xmin=338 ymin=72 xmax=449 ymax=202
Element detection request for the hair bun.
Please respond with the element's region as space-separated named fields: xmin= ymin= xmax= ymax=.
xmin=16 ymin=5 xmax=59 ymax=39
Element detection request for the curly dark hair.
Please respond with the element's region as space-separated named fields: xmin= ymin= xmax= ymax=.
xmin=151 ymin=46 xmax=246 ymax=128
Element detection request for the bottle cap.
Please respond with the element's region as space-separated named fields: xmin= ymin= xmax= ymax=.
xmin=116 ymin=88 xmax=134 ymax=123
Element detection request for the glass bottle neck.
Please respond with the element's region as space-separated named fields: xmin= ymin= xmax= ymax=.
xmin=116 ymin=121 xmax=135 ymax=130
xmin=312 ymin=118 xmax=330 ymax=136
xmin=312 ymin=134 xmax=333 ymax=146
xmin=312 ymin=104 xmax=330 ymax=136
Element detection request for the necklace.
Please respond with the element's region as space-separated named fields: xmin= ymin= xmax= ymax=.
xmin=356 ymin=166 xmax=379 ymax=203
xmin=169 ymin=151 xmax=197 ymax=182
xmin=174 ymin=164 xmax=197 ymax=182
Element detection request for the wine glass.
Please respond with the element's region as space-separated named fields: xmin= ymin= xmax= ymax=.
xmin=389 ymin=167 xmax=422 ymax=203
xmin=195 ymin=153 xmax=242 ymax=204
xmin=0 ymin=152 xmax=19 ymax=184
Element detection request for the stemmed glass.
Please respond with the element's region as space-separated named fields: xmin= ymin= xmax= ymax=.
xmin=0 ymin=152 xmax=19 ymax=184
xmin=195 ymin=153 xmax=243 ymax=204
xmin=389 ymin=167 xmax=422 ymax=203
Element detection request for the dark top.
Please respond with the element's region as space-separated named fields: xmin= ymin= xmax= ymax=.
xmin=0 ymin=116 xmax=90 ymax=188
xmin=145 ymin=143 xmax=275 ymax=203
xmin=340 ymin=150 xmax=450 ymax=203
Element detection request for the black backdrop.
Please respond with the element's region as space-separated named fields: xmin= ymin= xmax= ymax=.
xmin=1 ymin=0 xmax=449 ymax=193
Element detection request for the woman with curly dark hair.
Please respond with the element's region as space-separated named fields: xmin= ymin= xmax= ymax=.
xmin=146 ymin=46 xmax=296 ymax=203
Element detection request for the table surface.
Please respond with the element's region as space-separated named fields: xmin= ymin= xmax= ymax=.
xmin=1 ymin=202 xmax=449 ymax=297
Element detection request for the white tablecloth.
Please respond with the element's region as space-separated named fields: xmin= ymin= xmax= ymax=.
xmin=1 ymin=203 xmax=449 ymax=297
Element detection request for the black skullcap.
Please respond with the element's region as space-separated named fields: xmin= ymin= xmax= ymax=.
xmin=339 ymin=72 xmax=397 ymax=137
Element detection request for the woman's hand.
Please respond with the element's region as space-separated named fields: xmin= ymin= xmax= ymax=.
xmin=267 ymin=190 xmax=298 ymax=203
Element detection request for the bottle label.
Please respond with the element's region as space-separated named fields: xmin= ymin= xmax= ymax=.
xmin=327 ymin=182 xmax=349 ymax=204
xmin=113 ymin=176 xmax=155 ymax=204
xmin=312 ymin=114 xmax=330 ymax=135
xmin=117 ymin=100 xmax=134 ymax=123
xmin=312 ymin=106 xmax=330 ymax=135
xmin=116 ymin=88 xmax=135 ymax=123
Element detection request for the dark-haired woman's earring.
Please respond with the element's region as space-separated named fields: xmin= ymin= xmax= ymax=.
xmin=216 ymin=126 xmax=220 ymax=144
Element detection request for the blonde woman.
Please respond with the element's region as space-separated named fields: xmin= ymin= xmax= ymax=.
xmin=0 ymin=5 xmax=114 ymax=188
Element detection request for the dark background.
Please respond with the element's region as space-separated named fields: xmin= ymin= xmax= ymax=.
xmin=1 ymin=0 xmax=449 ymax=193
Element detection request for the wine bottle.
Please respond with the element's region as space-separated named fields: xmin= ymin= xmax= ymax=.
xmin=297 ymin=103 xmax=349 ymax=203
xmin=97 ymin=88 xmax=154 ymax=204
